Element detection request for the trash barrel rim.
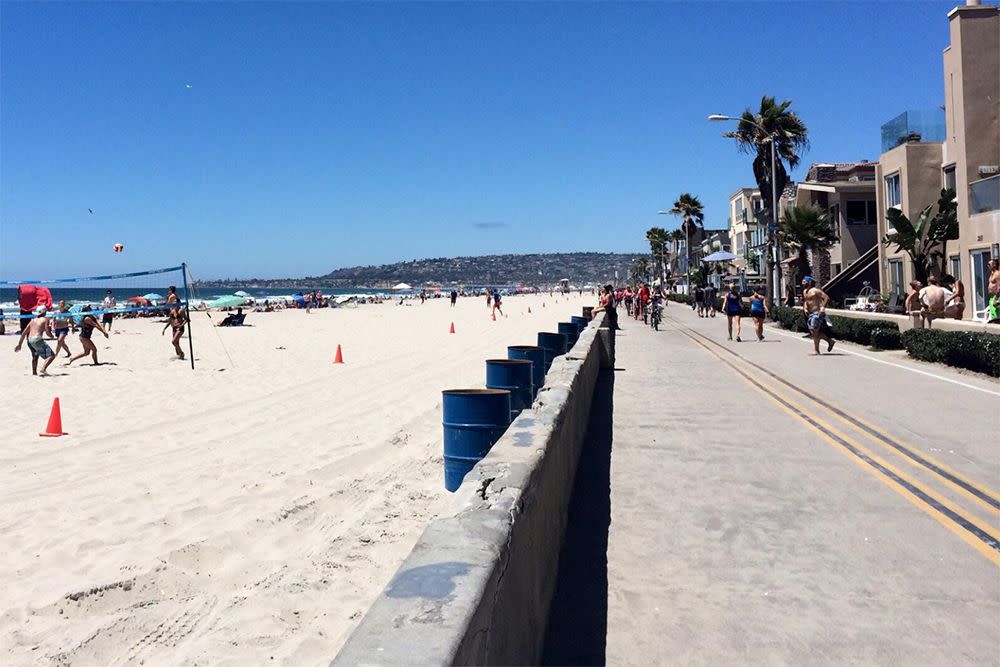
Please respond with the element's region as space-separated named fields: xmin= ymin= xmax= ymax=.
xmin=443 ymin=388 xmax=511 ymax=396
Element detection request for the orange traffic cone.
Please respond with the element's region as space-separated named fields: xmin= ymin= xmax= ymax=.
xmin=449 ymin=322 xmax=456 ymax=334
xmin=333 ymin=344 xmax=344 ymax=364
xmin=40 ymin=398 xmax=66 ymax=437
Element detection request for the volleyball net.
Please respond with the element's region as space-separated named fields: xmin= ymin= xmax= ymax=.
xmin=0 ymin=264 xmax=191 ymax=321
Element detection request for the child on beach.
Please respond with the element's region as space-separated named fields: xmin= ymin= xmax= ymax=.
xmin=14 ymin=306 xmax=57 ymax=376
xmin=67 ymin=306 xmax=109 ymax=366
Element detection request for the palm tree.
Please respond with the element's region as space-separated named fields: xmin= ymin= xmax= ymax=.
xmin=779 ymin=206 xmax=836 ymax=285
xmin=668 ymin=193 xmax=704 ymax=289
xmin=723 ymin=96 xmax=809 ymax=220
xmin=645 ymin=227 xmax=668 ymax=284
xmin=629 ymin=257 xmax=651 ymax=284
xmin=882 ymin=189 xmax=958 ymax=285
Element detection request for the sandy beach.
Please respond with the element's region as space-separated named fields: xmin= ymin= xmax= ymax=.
xmin=0 ymin=292 xmax=591 ymax=666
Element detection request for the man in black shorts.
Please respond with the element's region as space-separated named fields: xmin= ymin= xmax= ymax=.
xmin=102 ymin=290 xmax=117 ymax=331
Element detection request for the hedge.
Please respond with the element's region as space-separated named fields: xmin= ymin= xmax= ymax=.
xmin=771 ymin=306 xmax=903 ymax=349
xmin=902 ymin=328 xmax=1000 ymax=377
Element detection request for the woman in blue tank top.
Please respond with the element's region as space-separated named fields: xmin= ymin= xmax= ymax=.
xmin=722 ymin=285 xmax=743 ymax=342
xmin=749 ymin=288 xmax=768 ymax=341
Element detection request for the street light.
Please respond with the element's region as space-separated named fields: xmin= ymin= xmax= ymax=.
xmin=658 ymin=209 xmax=688 ymax=294
xmin=709 ymin=113 xmax=779 ymax=311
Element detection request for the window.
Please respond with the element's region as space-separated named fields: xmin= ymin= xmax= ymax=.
xmin=949 ymin=255 xmax=961 ymax=281
xmin=888 ymin=259 xmax=904 ymax=297
xmin=885 ymin=173 xmax=901 ymax=208
xmin=943 ymin=165 xmax=956 ymax=192
xmin=971 ymin=250 xmax=991 ymax=316
xmin=752 ymin=197 xmax=763 ymax=212
xmin=832 ymin=263 xmax=842 ymax=277
xmin=734 ymin=199 xmax=744 ymax=220
xmin=828 ymin=204 xmax=840 ymax=239
xmin=846 ymin=200 xmax=875 ymax=225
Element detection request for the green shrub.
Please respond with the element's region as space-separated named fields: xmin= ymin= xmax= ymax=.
xmin=902 ymin=328 xmax=1000 ymax=377
xmin=772 ymin=305 xmax=806 ymax=332
xmin=869 ymin=327 xmax=904 ymax=350
xmin=828 ymin=316 xmax=899 ymax=346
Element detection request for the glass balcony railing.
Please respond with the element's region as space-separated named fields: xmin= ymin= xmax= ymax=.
xmin=970 ymin=174 xmax=1000 ymax=215
xmin=880 ymin=110 xmax=946 ymax=153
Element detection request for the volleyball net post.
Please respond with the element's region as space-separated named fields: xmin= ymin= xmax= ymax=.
xmin=182 ymin=262 xmax=195 ymax=370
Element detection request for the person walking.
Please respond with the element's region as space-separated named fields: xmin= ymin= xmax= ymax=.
xmin=492 ymin=289 xmax=503 ymax=317
xmin=802 ymin=276 xmax=834 ymax=355
xmin=694 ymin=285 xmax=705 ymax=317
xmin=704 ymin=284 xmax=718 ymax=318
xmin=721 ymin=284 xmax=743 ymax=342
xmin=450 ymin=290 xmax=458 ymax=307
xmin=748 ymin=288 xmax=768 ymax=341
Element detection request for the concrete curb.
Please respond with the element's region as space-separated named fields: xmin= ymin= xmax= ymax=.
xmin=332 ymin=316 xmax=614 ymax=666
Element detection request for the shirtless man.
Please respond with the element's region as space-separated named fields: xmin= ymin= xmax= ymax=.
xmin=801 ymin=276 xmax=834 ymax=355
xmin=988 ymin=259 xmax=1000 ymax=321
xmin=162 ymin=308 xmax=188 ymax=359
xmin=15 ymin=307 xmax=57 ymax=376
xmin=918 ymin=276 xmax=948 ymax=326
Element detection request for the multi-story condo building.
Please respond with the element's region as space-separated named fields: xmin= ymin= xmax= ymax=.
xmin=728 ymin=188 xmax=764 ymax=276
xmin=875 ymin=0 xmax=999 ymax=320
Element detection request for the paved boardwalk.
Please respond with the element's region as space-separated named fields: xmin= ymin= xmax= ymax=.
xmin=605 ymin=305 xmax=1000 ymax=665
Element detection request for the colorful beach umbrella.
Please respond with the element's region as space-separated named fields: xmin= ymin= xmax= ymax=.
xmin=142 ymin=293 xmax=166 ymax=301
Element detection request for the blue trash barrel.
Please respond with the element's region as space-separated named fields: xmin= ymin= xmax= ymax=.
xmin=571 ymin=315 xmax=589 ymax=334
xmin=507 ymin=345 xmax=545 ymax=398
xmin=537 ymin=332 xmax=568 ymax=372
xmin=582 ymin=306 xmax=594 ymax=319
xmin=486 ymin=359 xmax=533 ymax=421
xmin=558 ymin=322 xmax=579 ymax=350
xmin=442 ymin=389 xmax=511 ymax=492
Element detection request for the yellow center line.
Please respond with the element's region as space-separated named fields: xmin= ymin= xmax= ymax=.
xmin=676 ymin=321 xmax=1000 ymax=518
xmin=675 ymin=327 xmax=1000 ymax=567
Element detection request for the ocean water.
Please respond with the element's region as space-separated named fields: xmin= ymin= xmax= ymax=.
xmin=0 ymin=287 xmax=392 ymax=313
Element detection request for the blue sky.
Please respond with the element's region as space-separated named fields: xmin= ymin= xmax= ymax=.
xmin=1 ymin=1 xmax=958 ymax=279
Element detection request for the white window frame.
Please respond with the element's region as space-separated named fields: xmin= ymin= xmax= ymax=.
xmin=970 ymin=249 xmax=991 ymax=319
xmin=885 ymin=172 xmax=901 ymax=209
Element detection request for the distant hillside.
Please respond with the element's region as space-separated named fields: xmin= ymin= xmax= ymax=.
xmin=196 ymin=252 xmax=643 ymax=289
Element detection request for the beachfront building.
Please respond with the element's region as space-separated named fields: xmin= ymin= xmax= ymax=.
xmin=728 ymin=188 xmax=764 ymax=278
xmin=790 ymin=162 xmax=878 ymax=291
xmin=875 ymin=0 xmax=999 ymax=319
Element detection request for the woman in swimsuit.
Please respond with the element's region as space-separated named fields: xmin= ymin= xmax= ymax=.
xmin=52 ymin=300 xmax=74 ymax=358
xmin=162 ymin=309 xmax=187 ymax=359
xmin=67 ymin=306 xmax=109 ymax=366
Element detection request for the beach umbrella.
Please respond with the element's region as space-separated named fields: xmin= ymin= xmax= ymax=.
xmin=127 ymin=296 xmax=152 ymax=306
xmin=142 ymin=293 xmax=166 ymax=301
xmin=208 ymin=295 xmax=247 ymax=309
xmin=703 ymin=251 xmax=738 ymax=262
xmin=233 ymin=290 xmax=251 ymax=297
xmin=391 ymin=282 xmax=412 ymax=290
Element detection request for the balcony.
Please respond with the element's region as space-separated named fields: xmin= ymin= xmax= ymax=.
xmin=880 ymin=110 xmax=945 ymax=153
xmin=970 ymin=174 xmax=999 ymax=215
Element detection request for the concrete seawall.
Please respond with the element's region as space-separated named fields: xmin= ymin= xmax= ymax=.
xmin=332 ymin=315 xmax=614 ymax=666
